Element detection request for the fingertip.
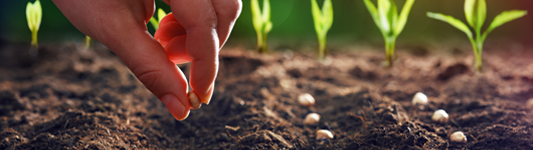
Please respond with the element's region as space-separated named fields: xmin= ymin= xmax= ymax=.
xmin=161 ymin=94 xmax=190 ymax=121
xmin=200 ymin=84 xmax=214 ymax=105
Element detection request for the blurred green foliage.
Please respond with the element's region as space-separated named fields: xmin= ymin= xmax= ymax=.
xmin=0 ymin=0 xmax=532 ymax=48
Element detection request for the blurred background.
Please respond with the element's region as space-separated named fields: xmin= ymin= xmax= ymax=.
xmin=1 ymin=0 xmax=532 ymax=51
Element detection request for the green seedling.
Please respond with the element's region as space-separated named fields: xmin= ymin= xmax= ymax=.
xmin=149 ymin=8 xmax=167 ymax=30
xmin=84 ymin=35 xmax=92 ymax=49
xmin=251 ymin=0 xmax=272 ymax=53
xmin=427 ymin=0 xmax=527 ymax=72
xmin=364 ymin=0 xmax=415 ymax=67
xmin=311 ymin=0 xmax=333 ymax=61
xmin=26 ymin=0 xmax=42 ymax=48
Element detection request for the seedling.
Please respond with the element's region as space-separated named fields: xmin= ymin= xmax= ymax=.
xmin=26 ymin=0 xmax=42 ymax=48
xmin=84 ymin=35 xmax=92 ymax=49
xmin=149 ymin=8 xmax=167 ymax=30
xmin=363 ymin=0 xmax=415 ymax=67
xmin=251 ymin=0 xmax=272 ymax=53
xmin=311 ymin=0 xmax=333 ymax=60
xmin=427 ymin=0 xmax=527 ymax=72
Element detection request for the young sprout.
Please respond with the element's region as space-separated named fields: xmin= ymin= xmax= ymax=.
xmin=427 ymin=0 xmax=527 ymax=72
xmin=251 ymin=0 xmax=272 ymax=53
xmin=411 ymin=92 xmax=428 ymax=105
xmin=26 ymin=0 xmax=43 ymax=48
xmin=84 ymin=35 xmax=92 ymax=49
xmin=149 ymin=8 xmax=167 ymax=30
xmin=303 ymin=113 xmax=321 ymax=125
xmin=316 ymin=129 xmax=334 ymax=140
xmin=311 ymin=0 xmax=333 ymax=61
xmin=432 ymin=109 xmax=449 ymax=123
xmin=298 ymin=93 xmax=315 ymax=107
xmin=363 ymin=0 xmax=416 ymax=67
xmin=450 ymin=131 xmax=467 ymax=143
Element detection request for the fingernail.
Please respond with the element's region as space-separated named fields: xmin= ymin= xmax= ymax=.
xmin=201 ymin=85 xmax=214 ymax=105
xmin=188 ymin=91 xmax=201 ymax=109
xmin=161 ymin=94 xmax=189 ymax=121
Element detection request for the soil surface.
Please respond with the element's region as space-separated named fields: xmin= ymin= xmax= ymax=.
xmin=1 ymin=40 xmax=533 ymax=150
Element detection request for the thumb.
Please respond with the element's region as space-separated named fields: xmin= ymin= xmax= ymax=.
xmin=105 ymin=29 xmax=191 ymax=121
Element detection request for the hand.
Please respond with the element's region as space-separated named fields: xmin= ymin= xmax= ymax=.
xmin=52 ymin=0 xmax=242 ymax=121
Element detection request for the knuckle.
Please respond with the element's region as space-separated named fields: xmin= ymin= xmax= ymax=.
xmin=224 ymin=0 xmax=242 ymax=20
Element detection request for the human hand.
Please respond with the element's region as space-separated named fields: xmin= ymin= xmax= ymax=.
xmin=52 ymin=0 xmax=242 ymax=121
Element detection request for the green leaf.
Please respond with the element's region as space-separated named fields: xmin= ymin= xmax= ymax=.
xmin=427 ymin=12 xmax=473 ymax=40
xmin=311 ymin=0 xmax=323 ymax=34
xmin=264 ymin=21 xmax=272 ymax=35
xmin=322 ymin=0 xmax=334 ymax=32
xmin=377 ymin=0 xmax=392 ymax=33
xmin=26 ymin=2 xmax=34 ymax=32
xmin=26 ymin=0 xmax=42 ymax=33
xmin=363 ymin=0 xmax=383 ymax=32
xmin=388 ymin=0 xmax=398 ymax=34
xmin=262 ymin=0 xmax=270 ymax=26
xmin=482 ymin=10 xmax=527 ymax=41
xmin=149 ymin=17 xmax=159 ymax=30
xmin=394 ymin=0 xmax=415 ymax=37
xmin=251 ymin=0 xmax=262 ymax=34
xmin=464 ymin=0 xmax=486 ymax=33
xmin=157 ymin=8 xmax=166 ymax=23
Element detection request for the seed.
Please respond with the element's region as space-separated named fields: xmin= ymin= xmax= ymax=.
xmin=298 ymin=93 xmax=315 ymax=107
xmin=450 ymin=131 xmax=467 ymax=143
xmin=526 ymin=98 xmax=533 ymax=109
xmin=412 ymin=92 xmax=428 ymax=105
xmin=316 ymin=129 xmax=334 ymax=140
xmin=432 ymin=109 xmax=449 ymax=123
xmin=303 ymin=113 xmax=321 ymax=125
xmin=188 ymin=91 xmax=201 ymax=109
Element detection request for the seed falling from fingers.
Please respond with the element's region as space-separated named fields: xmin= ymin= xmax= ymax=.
xmin=316 ymin=129 xmax=334 ymax=140
xmin=303 ymin=113 xmax=321 ymax=125
xmin=298 ymin=93 xmax=315 ymax=107
xmin=412 ymin=92 xmax=428 ymax=105
xmin=450 ymin=131 xmax=467 ymax=143
xmin=188 ymin=91 xmax=201 ymax=109
xmin=432 ymin=109 xmax=449 ymax=123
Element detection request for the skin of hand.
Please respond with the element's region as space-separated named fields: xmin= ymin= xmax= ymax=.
xmin=52 ymin=0 xmax=242 ymax=121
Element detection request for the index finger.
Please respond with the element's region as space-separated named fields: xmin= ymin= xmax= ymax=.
xmin=167 ymin=0 xmax=219 ymax=104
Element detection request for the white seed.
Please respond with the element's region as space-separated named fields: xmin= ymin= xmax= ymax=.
xmin=450 ymin=131 xmax=467 ymax=143
xmin=316 ymin=130 xmax=334 ymax=140
xmin=188 ymin=91 xmax=201 ymax=109
xmin=303 ymin=113 xmax=320 ymax=125
xmin=432 ymin=109 xmax=449 ymax=123
xmin=412 ymin=92 xmax=428 ymax=105
xmin=298 ymin=93 xmax=315 ymax=107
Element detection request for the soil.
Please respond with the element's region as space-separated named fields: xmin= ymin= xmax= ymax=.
xmin=1 ymin=40 xmax=533 ymax=150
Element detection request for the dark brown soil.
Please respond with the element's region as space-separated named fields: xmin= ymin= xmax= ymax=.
xmin=1 ymin=41 xmax=533 ymax=149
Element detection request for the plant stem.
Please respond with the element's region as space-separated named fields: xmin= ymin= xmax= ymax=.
xmin=256 ymin=31 xmax=263 ymax=53
xmin=474 ymin=41 xmax=484 ymax=72
xmin=385 ymin=36 xmax=396 ymax=67
xmin=261 ymin=32 xmax=268 ymax=53
xmin=31 ymin=31 xmax=38 ymax=48
xmin=84 ymin=36 xmax=92 ymax=49
xmin=318 ymin=35 xmax=326 ymax=61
